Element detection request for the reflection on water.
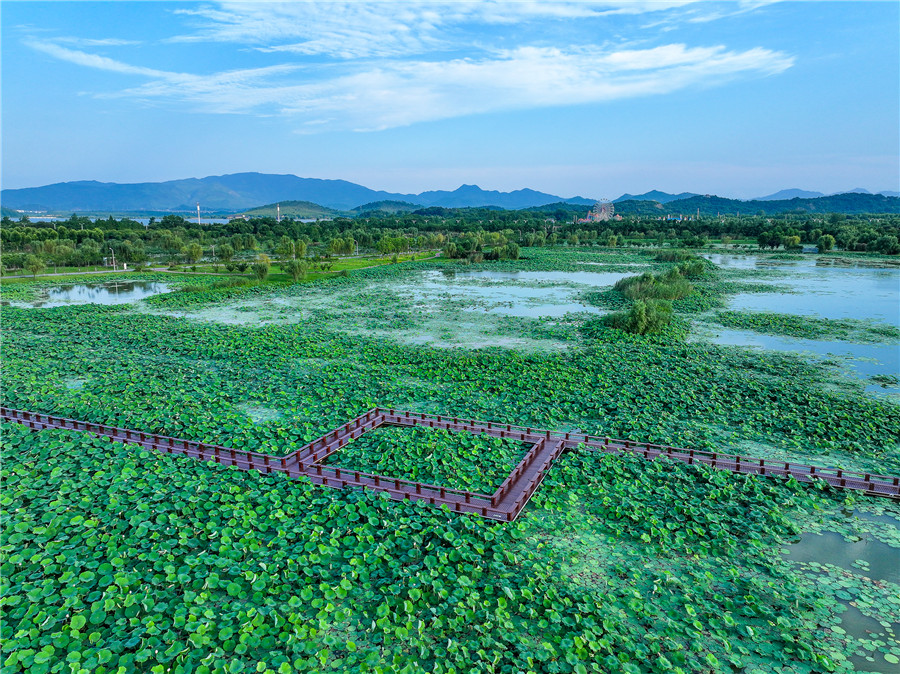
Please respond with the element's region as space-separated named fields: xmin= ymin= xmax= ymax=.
xmin=709 ymin=328 xmax=899 ymax=397
xmin=418 ymin=269 xmax=629 ymax=318
xmin=700 ymin=255 xmax=899 ymax=398
xmin=8 ymin=281 xmax=172 ymax=308
xmin=785 ymin=510 xmax=900 ymax=673
xmin=704 ymin=254 xmax=900 ymax=325
xmin=785 ymin=530 xmax=900 ymax=585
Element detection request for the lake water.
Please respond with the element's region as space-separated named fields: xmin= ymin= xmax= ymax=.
xmin=699 ymin=255 xmax=900 ymax=397
xmin=709 ymin=328 xmax=899 ymax=397
xmin=414 ymin=269 xmax=630 ymax=318
xmin=7 ymin=281 xmax=172 ymax=308
xmin=785 ymin=509 xmax=900 ymax=673
xmin=705 ymin=254 xmax=899 ymax=324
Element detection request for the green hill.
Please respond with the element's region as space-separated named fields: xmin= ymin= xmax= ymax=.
xmin=352 ymin=200 xmax=422 ymax=215
xmin=238 ymin=200 xmax=342 ymax=219
xmin=614 ymin=192 xmax=900 ymax=216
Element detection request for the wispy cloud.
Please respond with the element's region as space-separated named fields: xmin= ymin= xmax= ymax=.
xmin=55 ymin=37 xmax=142 ymax=47
xmin=37 ymin=41 xmax=789 ymax=130
xmin=22 ymin=1 xmax=793 ymax=131
xmin=169 ymin=1 xmax=701 ymax=58
xmin=25 ymin=40 xmax=167 ymax=78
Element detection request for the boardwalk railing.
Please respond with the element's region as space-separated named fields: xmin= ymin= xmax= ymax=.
xmin=2 ymin=406 xmax=897 ymax=522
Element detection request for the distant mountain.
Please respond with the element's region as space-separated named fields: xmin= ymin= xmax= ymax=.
xmin=615 ymin=192 xmax=900 ymax=216
xmin=880 ymin=190 xmax=900 ymax=198
xmin=0 ymin=172 xmax=596 ymax=213
xmin=411 ymin=184 xmax=594 ymax=209
xmin=756 ymin=188 xmax=825 ymax=201
xmin=614 ymin=190 xmax=698 ymax=203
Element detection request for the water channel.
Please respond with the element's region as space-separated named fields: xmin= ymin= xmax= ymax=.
xmin=5 ymin=281 xmax=172 ymax=308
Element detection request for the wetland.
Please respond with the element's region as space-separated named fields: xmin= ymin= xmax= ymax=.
xmin=2 ymin=244 xmax=898 ymax=673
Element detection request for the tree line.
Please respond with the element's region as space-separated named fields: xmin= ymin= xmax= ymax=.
xmin=2 ymin=209 xmax=898 ymax=274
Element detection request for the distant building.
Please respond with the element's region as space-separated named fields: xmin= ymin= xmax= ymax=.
xmin=577 ymin=200 xmax=614 ymax=223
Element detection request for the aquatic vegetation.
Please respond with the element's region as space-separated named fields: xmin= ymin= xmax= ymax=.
xmin=711 ymin=311 xmax=900 ymax=343
xmin=326 ymin=425 xmax=531 ymax=493
xmin=613 ymin=269 xmax=693 ymax=302
xmin=653 ymin=250 xmax=696 ymax=263
xmin=1 ymin=246 xmax=898 ymax=673
xmin=180 ymin=278 xmax=254 ymax=293
xmin=602 ymin=299 xmax=673 ymax=335
xmin=0 ymin=421 xmax=884 ymax=674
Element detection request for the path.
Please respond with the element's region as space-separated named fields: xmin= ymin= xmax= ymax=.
xmin=3 ymin=406 xmax=896 ymax=522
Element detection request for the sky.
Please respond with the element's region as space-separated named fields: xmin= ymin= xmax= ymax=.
xmin=2 ymin=1 xmax=898 ymax=200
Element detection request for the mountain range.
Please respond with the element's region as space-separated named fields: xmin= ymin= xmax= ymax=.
xmin=0 ymin=172 xmax=594 ymax=213
xmin=1 ymin=172 xmax=897 ymax=215
xmin=613 ymin=190 xmax=699 ymax=203
xmin=755 ymin=187 xmax=900 ymax=200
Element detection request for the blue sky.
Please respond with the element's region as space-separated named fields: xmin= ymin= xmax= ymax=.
xmin=2 ymin=1 xmax=898 ymax=199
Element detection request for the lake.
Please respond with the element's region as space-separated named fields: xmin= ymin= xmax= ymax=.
xmin=7 ymin=281 xmax=172 ymax=308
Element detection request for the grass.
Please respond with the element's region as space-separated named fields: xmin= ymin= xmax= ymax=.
xmin=0 ymin=254 xmax=429 ymax=290
xmin=613 ymin=268 xmax=694 ymax=302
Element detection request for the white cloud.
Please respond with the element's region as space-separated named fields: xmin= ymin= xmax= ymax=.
xmin=55 ymin=37 xmax=142 ymax=47
xmin=73 ymin=42 xmax=791 ymax=130
xmin=169 ymin=1 xmax=703 ymax=58
xmin=25 ymin=40 xmax=168 ymax=78
xmin=22 ymin=2 xmax=794 ymax=132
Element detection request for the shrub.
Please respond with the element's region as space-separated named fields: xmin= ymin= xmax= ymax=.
xmin=604 ymin=299 xmax=673 ymax=335
xmin=614 ymin=269 xmax=692 ymax=301
xmin=235 ymin=262 xmax=249 ymax=273
xmin=653 ymin=250 xmax=694 ymax=262
xmin=251 ymin=261 xmax=269 ymax=281
xmin=283 ymin=259 xmax=309 ymax=282
xmin=676 ymin=259 xmax=706 ymax=278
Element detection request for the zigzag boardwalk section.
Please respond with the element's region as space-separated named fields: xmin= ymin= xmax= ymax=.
xmin=2 ymin=406 xmax=897 ymax=522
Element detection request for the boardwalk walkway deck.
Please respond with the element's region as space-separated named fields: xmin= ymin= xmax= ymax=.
xmin=2 ymin=406 xmax=897 ymax=521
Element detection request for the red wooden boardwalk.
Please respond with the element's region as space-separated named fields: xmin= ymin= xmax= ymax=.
xmin=2 ymin=406 xmax=897 ymax=521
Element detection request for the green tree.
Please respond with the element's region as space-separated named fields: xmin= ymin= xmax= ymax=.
xmin=872 ymin=235 xmax=900 ymax=255
xmin=276 ymin=235 xmax=295 ymax=260
xmin=283 ymin=259 xmax=309 ymax=282
xmin=217 ymin=243 xmax=234 ymax=264
xmin=817 ymin=234 xmax=835 ymax=253
xmin=185 ymin=243 xmax=204 ymax=264
xmin=251 ymin=261 xmax=270 ymax=281
xmin=23 ymin=255 xmax=46 ymax=278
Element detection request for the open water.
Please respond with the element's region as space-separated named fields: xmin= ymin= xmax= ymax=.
xmin=7 ymin=281 xmax=172 ymax=308
xmin=700 ymin=254 xmax=900 ymax=397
